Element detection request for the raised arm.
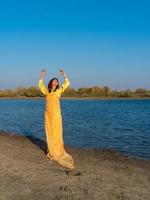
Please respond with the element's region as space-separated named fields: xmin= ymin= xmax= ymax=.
xmin=57 ymin=69 xmax=70 ymax=96
xmin=38 ymin=69 xmax=49 ymax=96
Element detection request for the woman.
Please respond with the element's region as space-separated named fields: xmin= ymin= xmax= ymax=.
xmin=39 ymin=69 xmax=75 ymax=169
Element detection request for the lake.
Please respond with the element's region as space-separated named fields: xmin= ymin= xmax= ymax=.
xmin=0 ymin=99 xmax=150 ymax=159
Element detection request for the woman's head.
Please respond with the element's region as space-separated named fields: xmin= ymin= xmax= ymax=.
xmin=48 ymin=78 xmax=59 ymax=92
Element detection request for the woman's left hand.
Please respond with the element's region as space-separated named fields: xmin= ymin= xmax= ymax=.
xmin=59 ymin=69 xmax=65 ymax=76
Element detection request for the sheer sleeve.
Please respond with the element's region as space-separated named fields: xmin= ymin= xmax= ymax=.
xmin=38 ymin=79 xmax=49 ymax=96
xmin=57 ymin=78 xmax=70 ymax=96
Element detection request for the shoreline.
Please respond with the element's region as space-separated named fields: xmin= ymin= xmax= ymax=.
xmin=0 ymin=131 xmax=150 ymax=199
xmin=1 ymin=130 xmax=150 ymax=161
xmin=1 ymin=130 xmax=150 ymax=162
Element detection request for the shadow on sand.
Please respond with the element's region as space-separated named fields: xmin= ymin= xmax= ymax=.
xmin=26 ymin=135 xmax=47 ymax=154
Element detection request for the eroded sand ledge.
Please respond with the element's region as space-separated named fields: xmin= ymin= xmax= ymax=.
xmin=0 ymin=131 xmax=150 ymax=200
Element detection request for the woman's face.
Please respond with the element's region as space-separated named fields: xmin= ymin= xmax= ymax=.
xmin=51 ymin=79 xmax=59 ymax=89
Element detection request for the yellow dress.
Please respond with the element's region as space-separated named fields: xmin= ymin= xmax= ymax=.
xmin=39 ymin=78 xmax=75 ymax=169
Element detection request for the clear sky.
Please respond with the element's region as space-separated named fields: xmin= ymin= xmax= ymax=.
xmin=0 ymin=0 xmax=150 ymax=90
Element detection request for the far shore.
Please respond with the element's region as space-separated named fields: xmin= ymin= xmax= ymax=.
xmin=0 ymin=96 xmax=150 ymax=100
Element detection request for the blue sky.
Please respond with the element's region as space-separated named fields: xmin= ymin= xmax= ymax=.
xmin=0 ymin=0 xmax=150 ymax=90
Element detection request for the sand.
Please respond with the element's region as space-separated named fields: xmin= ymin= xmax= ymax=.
xmin=0 ymin=131 xmax=150 ymax=200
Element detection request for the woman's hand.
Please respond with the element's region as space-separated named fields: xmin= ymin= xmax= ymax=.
xmin=59 ymin=69 xmax=67 ymax=79
xmin=40 ymin=69 xmax=46 ymax=80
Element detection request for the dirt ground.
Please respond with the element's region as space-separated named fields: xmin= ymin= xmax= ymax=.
xmin=0 ymin=131 xmax=150 ymax=200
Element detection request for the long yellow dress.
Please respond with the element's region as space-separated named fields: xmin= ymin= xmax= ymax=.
xmin=39 ymin=78 xmax=75 ymax=169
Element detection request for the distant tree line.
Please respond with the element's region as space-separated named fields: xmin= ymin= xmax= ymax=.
xmin=0 ymin=86 xmax=150 ymax=98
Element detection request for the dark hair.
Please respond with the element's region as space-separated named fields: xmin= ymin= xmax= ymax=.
xmin=48 ymin=78 xmax=59 ymax=92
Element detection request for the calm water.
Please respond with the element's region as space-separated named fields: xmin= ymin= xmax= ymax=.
xmin=0 ymin=99 xmax=150 ymax=159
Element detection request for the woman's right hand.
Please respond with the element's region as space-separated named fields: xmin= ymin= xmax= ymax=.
xmin=40 ymin=69 xmax=46 ymax=79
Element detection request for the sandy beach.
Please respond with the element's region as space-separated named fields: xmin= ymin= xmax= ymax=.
xmin=0 ymin=131 xmax=150 ymax=200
